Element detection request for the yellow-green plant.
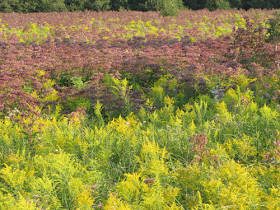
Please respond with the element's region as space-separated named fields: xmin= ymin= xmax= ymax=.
xmin=104 ymin=75 xmax=133 ymax=115
xmin=94 ymin=100 xmax=105 ymax=126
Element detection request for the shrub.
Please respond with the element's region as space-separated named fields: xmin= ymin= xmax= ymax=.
xmin=206 ymin=0 xmax=231 ymax=10
xmin=84 ymin=0 xmax=110 ymax=11
xmin=158 ymin=0 xmax=183 ymax=17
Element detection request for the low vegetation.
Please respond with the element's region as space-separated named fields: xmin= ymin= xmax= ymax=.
xmin=0 ymin=9 xmax=280 ymax=209
xmin=0 ymin=0 xmax=279 ymax=13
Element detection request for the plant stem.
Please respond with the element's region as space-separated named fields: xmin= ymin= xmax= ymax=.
xmin=276 ymin=43 xmax=280 ymax=70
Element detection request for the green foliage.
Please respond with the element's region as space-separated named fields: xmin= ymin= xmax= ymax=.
xmin=224 ymin=134 xmax=258 ymax=163
xmin=0 ymin=0 xmax=21 ymax=12
xmin=0 ymin=192 xmax=40 ymax=209
xmin=64 ymin=0 xmax=86 ymax=11
xmin=157 ymin=0 xmax=183 ymax=17
xmin=243 ymin=0 xmax=279 ymax=9
xmin=22 ymin=0 xmax=67 ymax=13
xmin=2 ymin=72 xmax=280 ymax=208
xmin=84 ymin=0 xmax=110 ymax=11
xmin=104 ymin=74 xmax=133 ymax=115
xmin=0 ymin=0 xmax=279 ymax=12
xmin=64 ymin=96 xmax=91 ymax=114
xmin=229 ymin=0 xmax=242 ymax=8
xmin=70 ymin=76 xmax=87 ymax=90
xmin=2 ymin=8 xmax=280 ymax=206
xmin=206 ymin=0 xmax=231 ymax=11
xmin=136 ymin=0 xmax=184 ymax=16
xmin=94 ymin=100 xmax=105 ymax=126
xmin=32 ymin=152 xmax=96 ymax=208
xmin=182 ymin=0 xmax=207 ymax=10
xmin=38 ymin=0 xmax=67 ymax=12
xmin=176 ymin=158 xmax=261 ymax=208
xmin=56 ymin=72 xmax=74 ymax=87
xmin=110 ymin=0 xmax=129 ymax=11
xmin=150 ymin=85 xmax=166 ymax=107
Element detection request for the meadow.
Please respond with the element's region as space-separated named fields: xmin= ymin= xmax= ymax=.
xmin=0 ymin=9 xmax=280 ymax=209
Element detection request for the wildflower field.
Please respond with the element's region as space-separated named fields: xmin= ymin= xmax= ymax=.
xmin=1 ymin=9 xmax=280 ymax=209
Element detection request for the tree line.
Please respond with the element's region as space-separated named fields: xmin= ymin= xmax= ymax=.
xmin=0 ymin=0 xmax=279 ymax=14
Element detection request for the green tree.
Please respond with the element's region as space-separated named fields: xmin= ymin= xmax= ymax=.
xmin=1 ymin=0 xmax=279 ymax=13
xmin=182 ymin=0 xmax=207 ymax=10
xmin=0 ymin=0 xmax=23 ymax=12
xmin=19 ymin=0 xmax=66 ymax=12
xmin=206 ymin=0 xmax=231 ymax=10
xmin=158 ymin=0 xmax=183 ymax=16
xmin=0 ymin=0 xmax=13 ymax=12
xmin=84 ymin=0 xmax=111 ymax=11
xmin=110 ymin=0 xmax=129 ymax=11
xmin=241 ymin=0 xmax=277 ymax=9
xmin=229 ymin=0 xmax=242 ymax=8
xmin=64 ymin=0 xmax=86 ymax=11
xmin=40 ymin=0 xmax=67 ymax=12
xmin=138 ymin=0 xmax=183 ymax=16
xmin=128 ymin=0 xmax=152 ymax=11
